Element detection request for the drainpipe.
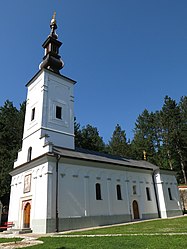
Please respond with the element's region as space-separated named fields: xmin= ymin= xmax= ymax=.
xmin=152 ymin=170 xmax=161 ymax=218
xmin=55 ymin=154 xmax=61 ymax=232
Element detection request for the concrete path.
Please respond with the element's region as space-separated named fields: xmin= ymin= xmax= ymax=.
xmin=52 ymin=232 xmax=187 ymax=237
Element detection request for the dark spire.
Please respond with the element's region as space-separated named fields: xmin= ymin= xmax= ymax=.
xmin=39 ymin=12 xmax=64 ymax=74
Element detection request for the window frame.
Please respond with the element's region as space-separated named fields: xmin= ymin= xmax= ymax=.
xmin=56 ymin=106 xmax=62 ymax=120
xmin=168 ymin=187 xmax=173 ymax=200
xmin=31 ymin=107 xmax=35 ymax=121
xmin=95 ymin=183 xmax=102 ymax=200
xmin=116 ymin=184 xmax=122 ymax=200
xmin=27 ymin=147 xmax=32 ymax=162
xmin=132 ymin=185 xmax=137 ymax=195
xmin=146 ymin=187 xmax=151 ymax=201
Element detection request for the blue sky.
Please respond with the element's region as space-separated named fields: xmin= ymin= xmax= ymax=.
xmin=1 ymin=1 xmax=187 ymax=143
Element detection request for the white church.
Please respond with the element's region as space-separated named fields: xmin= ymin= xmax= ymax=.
xmin=8 ymin=14 xmax=182 ymax=234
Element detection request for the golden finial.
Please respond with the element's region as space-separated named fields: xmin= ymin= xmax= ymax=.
xmin=50 ymin=11 xmax=58 ymax=39
xmin=51 ymin=11 xmax=57 ymax=25
xmin=143 ymin=150 xmax=147 ymax=160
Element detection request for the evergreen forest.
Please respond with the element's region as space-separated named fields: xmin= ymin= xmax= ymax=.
xmin=0 ymin=95 xmax=187 ymax=206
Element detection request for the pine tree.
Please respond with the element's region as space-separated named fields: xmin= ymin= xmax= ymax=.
xmin=108 ymin=124 xmax=130 ymax=157
xmin=78 ymin=124 xmax=105 ymax=152
xmin=0 ymin=100 xmax=25 ymax=203
xmin=131 ymin=109 xmax=159 ymax=164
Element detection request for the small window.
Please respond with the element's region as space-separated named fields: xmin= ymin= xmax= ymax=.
xmin=146 ymin=187 xmax=151 ymax=201
xmin=133 ymin=185 xmax=137 ymax=195
xmin=56 ymin=106 xmax=62 ymax=119
xmin=96 ymin=183 xmax=102 ymax=200
xmin=31 ymin=108 xmax=35 ymax=121
xmin=27 ymin=147 xmax=32 ymax=162
xmin=168 ymin=188 xmax=173 ymax=200
xmin=116 ymin=185 xmax=122 ymax=200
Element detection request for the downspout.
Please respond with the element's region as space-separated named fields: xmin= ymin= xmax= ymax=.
xmin=152 ymin=170 xmax=161 ymax=218
xmin=55 ymin=154 xmax=61 ymax=232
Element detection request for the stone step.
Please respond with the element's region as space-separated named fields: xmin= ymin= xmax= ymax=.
xmin=4 ymin=228 xmax=32 ymax=234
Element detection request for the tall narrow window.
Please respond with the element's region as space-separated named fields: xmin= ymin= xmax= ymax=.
xmin=56 ymin=106 xmax=62 ymax=119
xmin=27 ymin=147 xmax=32 ymax=162
xmin=168 ymin=188 xmax=173 ymax=200
xmin=31 ymin=108 xmax=35 ymax=121
xmin=146 ymin=187 xmax=151 ymax=201
xmin=95 ymin=183 xmax=102 ymax=200
xmin=133 ymin=185 xmax=137 ymax=195
xmin=116 ymin=184 xmax=122 ymax=200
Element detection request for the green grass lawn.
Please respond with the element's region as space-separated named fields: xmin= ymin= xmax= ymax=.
xmin=70 ymin=216 xmax=187 ymax=235
xmin=25 ymin=235 xmax=187 ymax=249
xmin=0 ymin=238 xmax=22 ymax=243
xmin=2 ymin=216 xmax=187 ymax=249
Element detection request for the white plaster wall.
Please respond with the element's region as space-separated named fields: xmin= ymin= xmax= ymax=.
xmin=14 ymin=70 xmax=75 ymax=168
xmin=140 ymin=175 xmax=158 ymax=215
xmin=8 ymin=174 xmax=25 ymax=227
xmin=46 ymin=163 xmax=56 ymax=219
xmin=58 ymin=167 xmax=85 ymax=217
xmin=45 ymin=73 xmax=74 ymax=136
xmin=31 ymin=163 xmax=48 ymax=220
xmin=57 ymin=161 xmax=158 ymax=218
xmin=126 ymin=172 xmax=158 ymax=219
xmin=160 ymin=173 xmax=182 ymax=213
xmin=8 ymin=163 xmax=48 ymax=233
xmin=14 ymin=133 xmax=52 ymax=167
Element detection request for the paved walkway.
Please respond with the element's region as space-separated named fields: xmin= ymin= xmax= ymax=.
xmin=52 ymin=232 xmax=187 ymax=237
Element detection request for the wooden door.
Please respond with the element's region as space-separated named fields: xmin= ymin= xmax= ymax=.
xmin=132 ymin=200 xmax=140 ymax=219
xmin=24 ymin=203 xmax=31 ymax=228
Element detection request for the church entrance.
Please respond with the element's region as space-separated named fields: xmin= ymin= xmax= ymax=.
xmin=132 ymin=200 xmax=140 ymax=219
xmin=23 ymin=202 xmax=31 ymax=228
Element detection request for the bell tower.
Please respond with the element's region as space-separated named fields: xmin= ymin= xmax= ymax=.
xmin=14 ymin=13 xmax=76 ymax=168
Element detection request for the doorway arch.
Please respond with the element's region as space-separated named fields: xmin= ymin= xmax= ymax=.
xmin=23 ymin=202 xmax=31 ymax=228
xmin=132 ymin=200 xmax=140 ymax=219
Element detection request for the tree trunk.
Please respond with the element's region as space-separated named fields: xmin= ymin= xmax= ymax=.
xmin=177 ymin=149 xmax=187 ymax=184
xmin=167 ymin=149 xmax=173 ymax=170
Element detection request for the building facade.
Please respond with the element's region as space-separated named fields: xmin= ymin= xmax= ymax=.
xmin=8 ymin=14 xmax=182 ymax=234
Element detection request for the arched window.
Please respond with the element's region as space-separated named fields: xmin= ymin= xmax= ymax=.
xmin=95 ymin=183 xmax=102 ymax=200
xmin=116 ymin=184 xmax=122 ymax=200
xmin=27 ymin=147 xmax=32 ymax=162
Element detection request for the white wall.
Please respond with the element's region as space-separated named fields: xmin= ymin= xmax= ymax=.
xmin=160 ymin=172 xmax=182 ymax=214
xmin=154 ymin=170 xmax=182 ymax=218
xmin=9 ymin=157 xmax=182 ymax=234
xmin=57 ymin=161 xmax=159 ymax=219
xmin=14 ymin=69 xmax=75 ymax=168
xmin=8 ymin=162 xmax=49 ymax=233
